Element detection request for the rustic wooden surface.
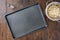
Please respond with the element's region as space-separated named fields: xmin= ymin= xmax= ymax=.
xmin=0 ymin=0 xmax=60 ymax=40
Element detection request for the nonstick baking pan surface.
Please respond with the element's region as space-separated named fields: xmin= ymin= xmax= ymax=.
xmin=5 ymin=3 xmax=47 ymax=39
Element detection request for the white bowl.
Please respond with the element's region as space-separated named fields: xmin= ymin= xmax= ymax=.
xmin=45 ymin=2 xmax=60 ymax=21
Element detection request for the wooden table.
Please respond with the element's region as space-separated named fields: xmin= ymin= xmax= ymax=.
xmin=0 ymin=0 xmax=60 ymax=40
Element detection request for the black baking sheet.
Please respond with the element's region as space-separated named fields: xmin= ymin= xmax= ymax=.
xmin=5 ymin=3 xmax=47 ymax=39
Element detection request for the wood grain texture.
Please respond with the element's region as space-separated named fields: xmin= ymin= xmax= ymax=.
xmin=0 ymin=0 xmax=60 ymax=40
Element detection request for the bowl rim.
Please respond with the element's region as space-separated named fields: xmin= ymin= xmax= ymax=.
xmin=45 ymin=2 xmax=60 ymax=21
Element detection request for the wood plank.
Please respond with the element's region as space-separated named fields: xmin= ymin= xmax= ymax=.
xmin=0 ymin=16 xmax=3 ymax=40
xmin=7 ymin=0 xmax=24 ymax=13
xmin=0 ymin=0 xmax=7 ymax=40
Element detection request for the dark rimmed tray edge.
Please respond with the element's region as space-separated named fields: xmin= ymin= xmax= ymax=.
xmin=5 ymin=3 xmax=47 ymax=39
